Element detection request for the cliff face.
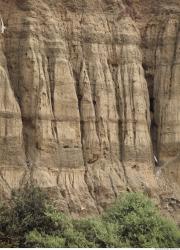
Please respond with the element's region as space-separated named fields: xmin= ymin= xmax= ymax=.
xmin=0 ymin=0 xmax=179 ymax=218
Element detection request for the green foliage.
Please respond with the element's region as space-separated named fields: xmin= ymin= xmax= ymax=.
xmin=42 ymin=207 xmax=93 ymax=248
xmin=74 ymin=218 xmax=123 ymax=248
xmin=0 ymin=185 xmax=52 ymax=247
xmin=154 ymin=217 xmax=180 ymax=248
xmin=103 ymin=192 xmax=180 ymax=248
xmin=26 ymin=230 xmax=65 ymax=248
xmin=0 ymin=187 xmax=179 ymax=248
xmin=11 ymin=185 xmax=52 ymax=233
xmin=0 ymin=203 xmax=19 ymax=247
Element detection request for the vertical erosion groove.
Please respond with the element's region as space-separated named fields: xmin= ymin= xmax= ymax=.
xmin=1 ymin=0 xmax=180 ymax=216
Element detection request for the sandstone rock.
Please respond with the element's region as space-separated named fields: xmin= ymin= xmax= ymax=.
xmin=143 ymin=0 xmax=180 ymax=221
xmin=0 ymin=0 xmax=179 ymax=219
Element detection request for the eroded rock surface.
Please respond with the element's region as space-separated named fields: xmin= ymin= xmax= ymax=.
xmin=0 ymin=0 xmax=179 ymax=219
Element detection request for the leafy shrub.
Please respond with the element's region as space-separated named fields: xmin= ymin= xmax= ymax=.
xmin=103 ymin=192 xmax=180 ymax=247
xmin=26 ymin=230 xmax=65 ymax=248
xmin=0 ymin=187 xmax=179 ymax=248
xmin=0 ymin=203 xmax=19 ymax=247
xmin=11 ymin=185 xmax=52 ymax=232
xmin=41 ymin=207 xmax=93 ymax=248
xmin=0 ymin=185 xmax=52 ymax=247
xmin=74 ymin=218 xmax=124 ymax=248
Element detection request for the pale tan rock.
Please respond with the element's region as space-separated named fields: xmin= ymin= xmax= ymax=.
xmin=143 ymin=1 xmax=180 ymax=221
xmin=0 ymin=0 xmax=179 ymax=218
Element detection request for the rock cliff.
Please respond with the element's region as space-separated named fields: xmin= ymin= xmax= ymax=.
xmin=0 ymin=0 xmax=179 ymax=220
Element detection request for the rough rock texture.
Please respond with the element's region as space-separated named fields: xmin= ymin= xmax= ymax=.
xmin=0 ymin=0 xmax=179 ymax=220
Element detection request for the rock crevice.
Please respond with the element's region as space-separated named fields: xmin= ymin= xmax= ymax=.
xmin=0 ymin=0 xmax=179 ymax=219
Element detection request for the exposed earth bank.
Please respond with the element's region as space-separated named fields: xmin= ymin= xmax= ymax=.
xmin=0 ymin=0 xmax=179 ymax=222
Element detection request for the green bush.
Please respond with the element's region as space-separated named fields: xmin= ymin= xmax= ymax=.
xmin=0 ymin=186 xmax=179 ymax=248
xmin=11 ymin=185 xmax=52 ymax=232
xmin=0 ymin=185 xmax=52 ymax=247
xmin=74 ymin=218 xmax=124 ymax=248
xmin=26 ymin=230 xmax=65 ymax=248
xmin=0 ymin=202 xmax=19 ymax=247
xmin=41 ymin=207 xmax=93 ymax=248
xmin=103 ymin=192 xmax=180 ymax=247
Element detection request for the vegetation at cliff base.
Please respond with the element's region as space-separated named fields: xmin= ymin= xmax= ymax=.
xmin=0 ymin=186 xmax=179 ymax=248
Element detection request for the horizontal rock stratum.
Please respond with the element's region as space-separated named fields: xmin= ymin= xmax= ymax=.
xmin=0 ymin=0 xmax=179 ymax=220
